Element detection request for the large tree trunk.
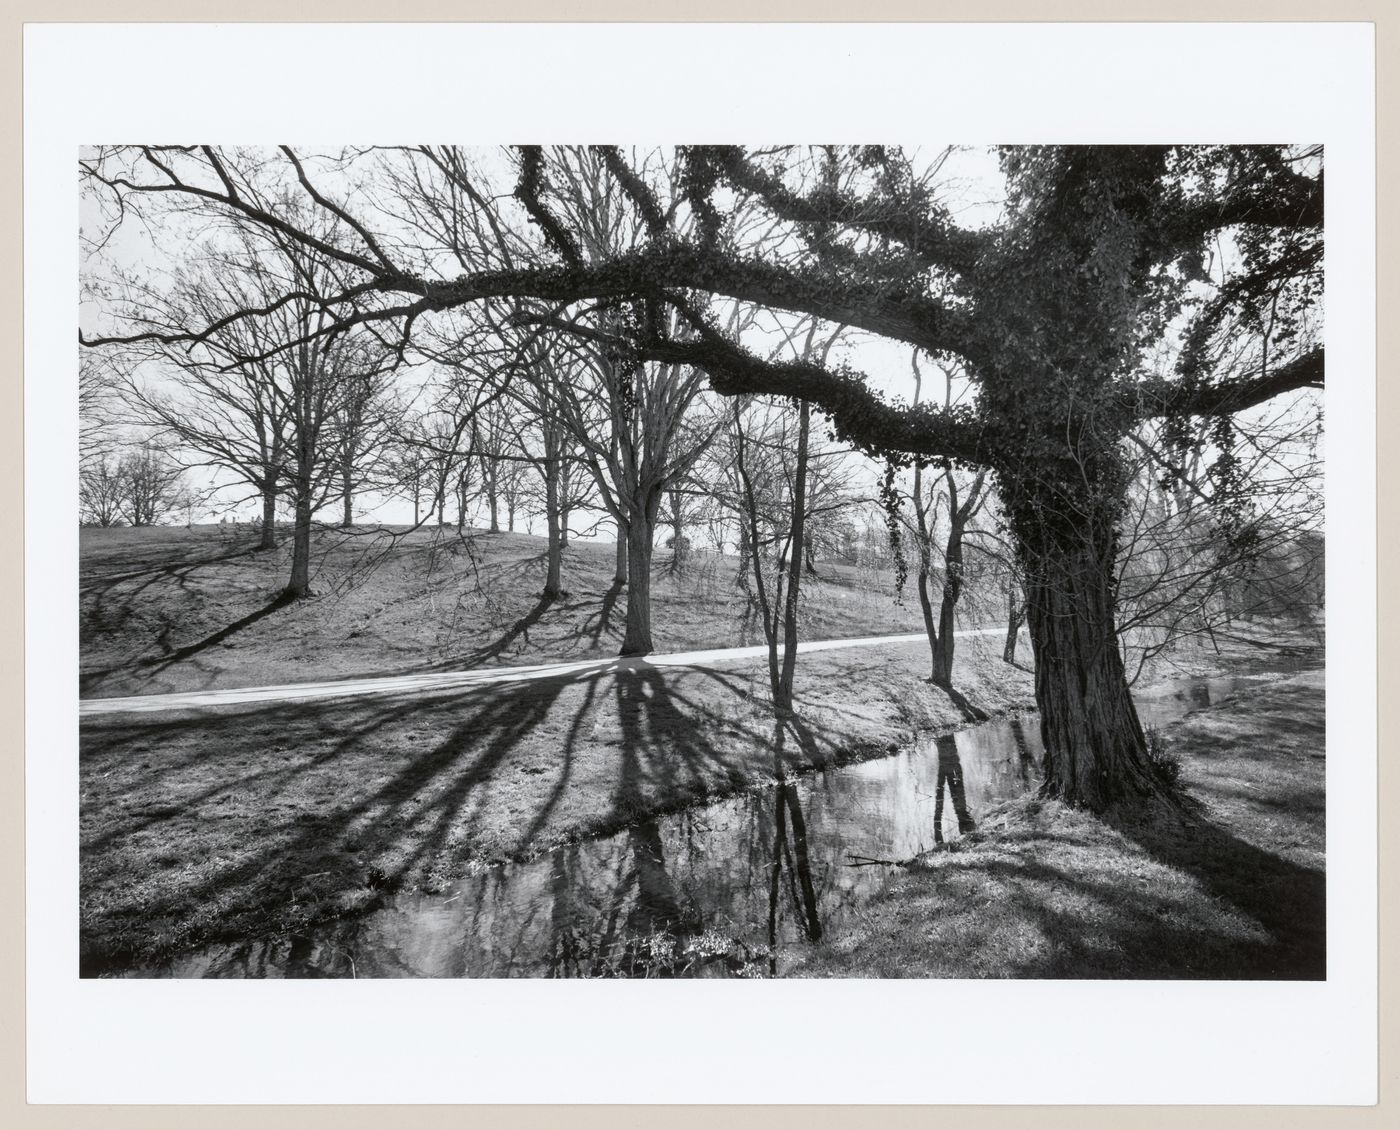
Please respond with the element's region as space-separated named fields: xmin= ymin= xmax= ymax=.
xmin=933 ymin=735 xmax=976 ymax=843
xmin=613 ymin=523 xmax=629 ymax=586
xmin=259 ymin=486 xmax=278 ymax=550
xmin=619 ymin=507 xmax=657 ymax=656
xmin=1019 ymin=529 xmax=1161 ymax=810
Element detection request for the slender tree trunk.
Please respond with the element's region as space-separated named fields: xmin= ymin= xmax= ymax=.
xmin=912 ymin=464 xmax=954 ymax=687
xmin=285 ymin=485 xmax=313 ymax=599
xmin=785 ymin=788 xmax=822 ymax=941
xmin=774 ymin=781 xmax=822 ymax=942
xmin=803 ymin=532 xmax=818 ymax=576
xmin=775 ymin=402 xmax=811 ymax=714
xmin=619 ymin=503 xmax=658 ymax=656
xmin=735 ymin=523 xmax=751 ymax=589
xmin=916 ymin=557 xmax=941 ymax=679
xmin=543 ymin=464 xmax=563 ymax=601
xmin=259 ymin=486 xmax=278 ymax=550
xmin=487 ymin=485 xmax=500 ymax=533
xmin=340 ymin=461 xmax=354 ymax=528
xmin=930 ymin=522 xmax=965 ymax=689
xmin=668 ymin=489 xmax=686 ymax=575
xmin=733 ymin=404 xmax=781 ymax=697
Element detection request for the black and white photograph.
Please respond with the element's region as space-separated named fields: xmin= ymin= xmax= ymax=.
xmin=74 ymin=139 xmax=1328 ymax=980
xmin=23 ymin=18 xmax=1378 ymax=1109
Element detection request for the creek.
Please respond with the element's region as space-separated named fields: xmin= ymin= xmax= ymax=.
xmin=127 ymin=656 xmax=1317 ymax=978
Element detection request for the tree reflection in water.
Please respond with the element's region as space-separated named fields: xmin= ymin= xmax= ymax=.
xmin=1010 ymin=717 xmax=1037 ymax=786
xmin=933 ymin=734 xmax=976 ymax=844
xmin=538 ymin=716 xmax=830 ymax=978
xmin=126 ymin=665 xmax=1313 ymax=979
xmin=764 ymin=782 xmax=825 ymax=972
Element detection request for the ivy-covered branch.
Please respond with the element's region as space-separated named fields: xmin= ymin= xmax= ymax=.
xmin=699 ymin=145 xmax=987 ymax=273
xmin=1135 ymin=346 xmax=1324 ymax=420
xmin=514 ymin=307 xmax=987 ymax=467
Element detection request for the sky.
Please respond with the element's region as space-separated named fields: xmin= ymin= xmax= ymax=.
xmin=76 ymin=144 xmax=1319 ymax=537
xmin=78 ymin=144 xmax=1011 ymax=533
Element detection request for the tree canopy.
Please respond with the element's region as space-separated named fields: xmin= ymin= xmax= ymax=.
xmin=79 ymin=143 xmax=1323 ymax=809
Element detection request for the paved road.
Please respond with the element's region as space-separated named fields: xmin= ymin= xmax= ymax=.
xmin=79 ymin=627 xmax=1008 ymax=717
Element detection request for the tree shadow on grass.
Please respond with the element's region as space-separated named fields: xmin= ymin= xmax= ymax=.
xmin=80 ymin=671 xmax=580 ymax=974
xmin=78 ymin=657 xmax=774 ymax=976
xmin=1098 ymin=798 xmax=1325 ymax=979
xmin=80 ymin=540 xmax=266 ymax=598
xmin=82 ymin=542 xmax=271 ymax=650
xmin=935 ymin=682 xmax=991 ymax=723
xmin=574 ymin=578 xmax=626 ymax=651
xmin=400 ymin=592 xmax=567 ymax=673
xmin=80 ymin=591 xmax=298 ymax=694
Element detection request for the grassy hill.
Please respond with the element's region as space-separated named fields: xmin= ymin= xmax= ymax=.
xmin=80 ymin=524 xmax=932 ymax=698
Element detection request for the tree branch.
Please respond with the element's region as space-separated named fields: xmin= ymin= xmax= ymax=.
xmin=1136 ymin=347 xmax=1324 ymax=420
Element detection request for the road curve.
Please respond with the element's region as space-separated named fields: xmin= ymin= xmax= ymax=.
xmin=79 ymin=628 xmax=1007 ymax=717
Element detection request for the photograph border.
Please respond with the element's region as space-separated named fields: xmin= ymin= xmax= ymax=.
xmin=6 ymin=2 xmax=1393 ymax=1126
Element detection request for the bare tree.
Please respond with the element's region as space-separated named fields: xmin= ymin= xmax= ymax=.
xmin=78 ymin=449 xmax=127 ymax=527
xmin=1114 ymin=390 xmax=1323 ymax=678
xmin=894 ymin=354 xmax=991 ymax=691
xmin=328 ymin=367 xmax=400 ymax=528
xmin=729 ymin=395 xmax=811 ymax=716
xmin=118 ymin=442 xmax=185 ymax=527
xmin=79 ymin=143 xmax=1324 ymax=810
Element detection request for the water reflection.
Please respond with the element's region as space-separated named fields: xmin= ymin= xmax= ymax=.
xmin=127 ymin=659 xmax=1315 ymax=979
xmin=933 ymin=735 xmax=975 ymax=844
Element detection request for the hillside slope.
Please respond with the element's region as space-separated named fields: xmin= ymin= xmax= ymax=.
xmin=80 ymin=524 xmax=933 ymax=698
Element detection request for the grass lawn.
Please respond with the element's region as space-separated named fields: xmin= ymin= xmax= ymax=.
xmin=788 ymin=668 xmax=1326 ymax=979
xmin=80 ymin=524 xmax=931 ymax=698
xmin=78 ymin=524 xmax=1324 ymax=978
xmin=80 ymin=633 xmax=1037 ymax=972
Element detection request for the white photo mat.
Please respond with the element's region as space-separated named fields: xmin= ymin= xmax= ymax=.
xmin=26 ymin=20 xmax=1377 ymax=1105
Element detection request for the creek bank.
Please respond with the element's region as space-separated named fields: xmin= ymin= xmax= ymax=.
xmin=82 ymin=621 xmax=1315 ymax=975
xmin=787 ymin=666 xmax=1326 ymax=979
xmin=80 ymin=632 xmax=1030 ymax=972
